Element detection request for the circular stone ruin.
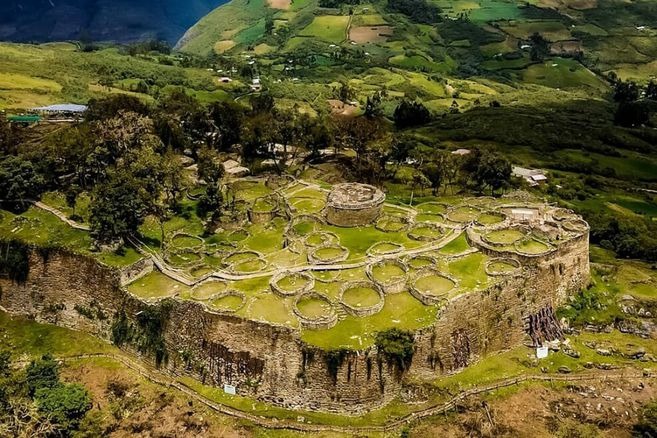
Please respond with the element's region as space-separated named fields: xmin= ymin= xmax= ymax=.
xmin=168 ymin=232 xmax=205 ymax=252
xmin=191 ymin=280 xmax=228 ymax=301
xmin=270 ymin=271 xmax=315 ymax=297
xmin=375 ymin=214 xmax=410 ymax=233
xmin=325 ymin=183 xmax=386 ymax=227
xmin=308 ymin=244 xmax=350 ymax=264
xmin=304 ymin=231 xmax=339 ymax=247
xmin=408 ymin=223 xmax=446 ymax=242
xmin=248 ymin=196 xmax=280 ymax=224
xmin=207 ymin=290 xmax=246 ymax=314
xmin=293 ymin=291 xmax=338 ymax=329
xmin=483 ymin=227 xmax=527 ymax=247
xmin=485 ymin=258 xmax=521 ymax=276
xmin=415 ymin=202 xmax=448 ymax=224
xmin=410 ymin=268 xmax=458 ymax=306
xmin=476 ymin=211 xmax=507 ymax=226
xmin=562 ymin=218 xmax=589 ymax=233
xmin=447 ymin=205 xmax=481 ymax=224
xmin=339 ymin=281 xmax=385 ymax=317
xmin=406 ymin=254 xmax=438 ymax=270
xmin=223 ymin=250 xmax=268 ymax=274
xmin=367 ymin=259 xmax=408 ymax=294
xmin=366 ymin=241 xmax=404 ymax=256
xmin=514 ymin=237 xmax=553 ymax=256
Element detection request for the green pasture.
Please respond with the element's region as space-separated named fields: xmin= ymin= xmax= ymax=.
xmin=299 ymin=16 xmax=350 ymax=43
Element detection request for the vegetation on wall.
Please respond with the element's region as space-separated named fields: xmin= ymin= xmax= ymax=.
xmin=325 ymin=348 xmax=350 ymax=384
xmin=375 ymin=328 xmax=415 ymax=372
xmin=110 ymin=302 xmax=172 ymax=367
xmin=0 ymin=240 xmax=30 ymax=284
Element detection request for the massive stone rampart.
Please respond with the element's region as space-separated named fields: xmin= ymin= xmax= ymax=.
xmin=0 ymin=231 xmax=590 ymax=413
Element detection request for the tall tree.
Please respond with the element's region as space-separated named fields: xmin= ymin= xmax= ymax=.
xmin=89 ymin=170 xmax=149 ymax=245
xmin=0 ymin=156 xmax=45 ymax=211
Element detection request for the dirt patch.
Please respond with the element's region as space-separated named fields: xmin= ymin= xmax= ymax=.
xmin=214 ymin=40 xmax=236 ymax=54
xmin=328 ymin=99 xmax=359 ymax=116
xmin=550 ymin=40 xmax=583 ymax=56
xmin=268 ymin=0 xmax=291 ymax=10
xmin=349 ymin=26 xmax=393 ymax=44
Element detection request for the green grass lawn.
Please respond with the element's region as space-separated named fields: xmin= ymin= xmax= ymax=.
xmin=127 ymin=271 xmax=190 ymax=299
xmin=299 ymin=16 xmax=350 ymax=43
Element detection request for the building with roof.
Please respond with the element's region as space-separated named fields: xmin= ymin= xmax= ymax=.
xmin=512 ymin=166 xmax=548 ymax=186
xmin=32 ymin=104 xmax=88 ymax=114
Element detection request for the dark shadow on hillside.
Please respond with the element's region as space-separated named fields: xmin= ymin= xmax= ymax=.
xmin=421 ymin=99 xmax=657 ymax=182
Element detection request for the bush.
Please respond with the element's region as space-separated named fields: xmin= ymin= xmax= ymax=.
xmin=26 ymin=354 xmax=60 ymax=396
xmin=35 ymin=383 xmax=92 ymax=431
xmin=375 ymin=328 xmax=415 ymax=371
xmin=634 ymin=400 xmax=657 ymax=437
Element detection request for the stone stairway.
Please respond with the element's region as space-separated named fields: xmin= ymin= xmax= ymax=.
xmin=335 ymin=304 xmax=348 ymax=321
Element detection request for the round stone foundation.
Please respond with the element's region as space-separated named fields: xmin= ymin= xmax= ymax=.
xmin=325 ymin=183 xmax=385 ymax=227
xmin=294 ymin=291 xmax=338 ymax=330
xmin=339 ymin=281 xmax=385 ymax=317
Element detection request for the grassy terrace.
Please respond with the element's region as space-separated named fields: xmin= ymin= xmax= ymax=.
xmin=2 ymin=178 xmax=584 ymax=350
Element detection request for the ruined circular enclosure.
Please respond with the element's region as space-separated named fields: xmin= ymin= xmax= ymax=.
xmin=410 ymin=268 xmax=458 ymax=305
xmin=293 ymin=291 xmax=338 ymax=329
xmin=206 ymin=290 xmax=247 ymax=314
xmin=339 ymin=281 xmax=385 ymax=317
xmin=375 ymin=214 xmax=410 ymax=232
xmin=408 ymin=223 xmax=446 ymax=241
xmin=483 ymin=227 xmax=528 ymax=246
xmin=248 ymin=196 xmax=280 ymax=224
xmin=366 ymin=259 xmax=408 ymax=293
xmin=325 ymin=183 xmax=385 ymax=227
xmin=446 ymin=205 xmax=482 ymax=224
xmin=485 ymin=258 xmax=521 ymax=276
xmin=191 ymin=280 xmax=228 ymax=301
xmin=308 ymin=244 xmax=350 ymax=264
xmin=270 ymin=271 xmax=315 ymax=297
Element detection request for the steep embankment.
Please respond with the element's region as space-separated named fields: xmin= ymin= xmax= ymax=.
xmin=0 ymin=0 xmax=228 ymax=44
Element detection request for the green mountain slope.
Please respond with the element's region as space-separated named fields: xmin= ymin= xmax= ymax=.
xmin=178 ymin=0 xmax=657 ymax=84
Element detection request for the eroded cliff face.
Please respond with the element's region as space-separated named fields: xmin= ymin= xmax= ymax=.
xmin=0 ymin=234 xmax=589 ymax=413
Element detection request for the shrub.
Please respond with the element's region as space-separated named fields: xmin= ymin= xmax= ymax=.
xmin=634 ymin=400 xmax=657 ymax=437
xmin=26 ymin=354 xmax=60 ymax=396
xmin=35 ymin=383 xmax=92 ymax=431
xmin=375 ymin=328 xmax=415 ymax=372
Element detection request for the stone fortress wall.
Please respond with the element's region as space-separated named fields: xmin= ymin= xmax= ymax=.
xmin=0 ymin=231 xmax=589 ymax=414
xmin=0 ymin=187 xmax=591 ymax=414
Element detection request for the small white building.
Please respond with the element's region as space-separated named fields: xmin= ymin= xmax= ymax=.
xmin=452 ymin=148 xmax=471 ymax=156
xmin=512 ymin=166 xmax=548 ymax=187
xmin=251 ymin=78 xmax=262 ymax=92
